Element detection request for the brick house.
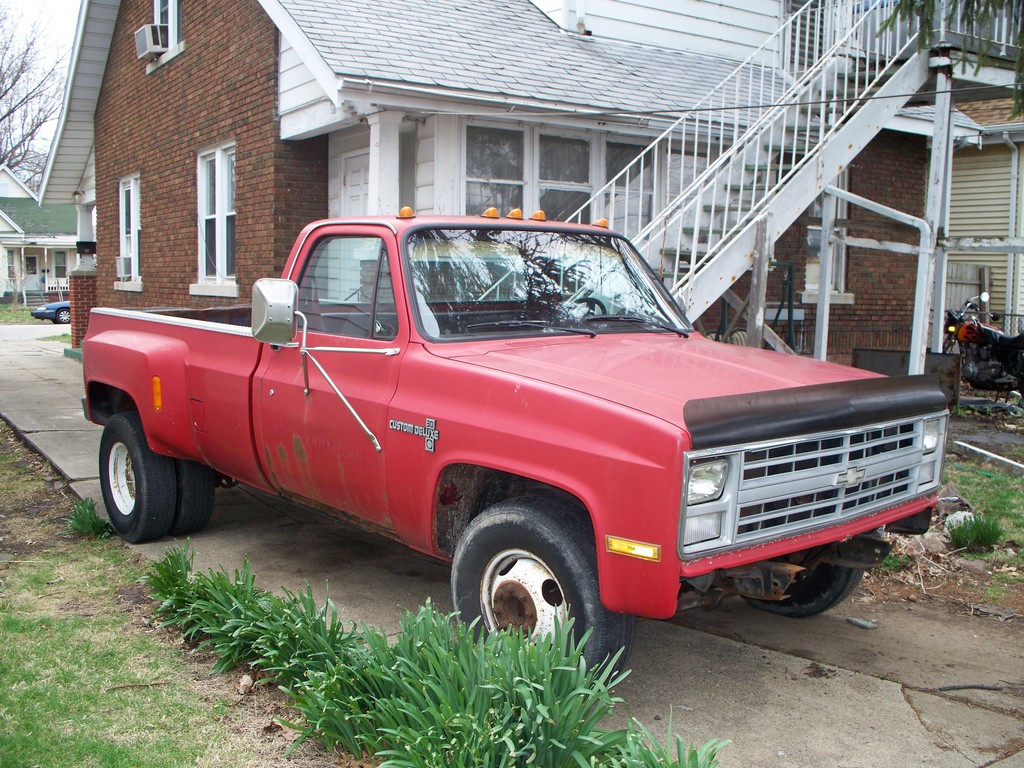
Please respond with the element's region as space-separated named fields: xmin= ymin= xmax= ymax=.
xmin=40 ymin=0 xmax=1007 ymax=360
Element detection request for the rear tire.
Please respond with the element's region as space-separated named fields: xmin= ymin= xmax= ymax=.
xmin=99 ymin=412 xmax=176 ymax=543
xmin=743 ymin=563 xmax=863 ymax=617
xmin=169 ymin=460 xmax=216 ymax=536
xmin=451 ymin=496 xmax=636 ymax=670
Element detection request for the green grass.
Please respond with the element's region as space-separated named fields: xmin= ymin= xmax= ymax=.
xmin=0 ymin=305 xmax=34 ymax=324
xmin=0 ymin=541 xmax=269 ymax=768
xmin=40 ymin=333 xmax=72 ymax=343
xmin=0 ymin=421 xmax=317 ymax=768
xmin=943 ymin=462 xmax=1024 ymax=566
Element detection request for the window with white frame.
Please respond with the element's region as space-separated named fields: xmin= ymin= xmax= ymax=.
xmin=465 ymin=126 xmax=524 ymax=215
xmin=464 ymin=125 xmax=663 ymax=225
xmin=53 ymin=251 xmax=67 ymax=280
xmin=197 ymin=143 xmax=236 ymax=284
xmin=539 ymin=134 xmax=591 ymax=221
xmin=154 ymin=0 xmax=183 ymax=48
xmin=118 ymin=175 xmax=141 ymax=281
xmin=605 ymin=141 xmax=653 ymax=233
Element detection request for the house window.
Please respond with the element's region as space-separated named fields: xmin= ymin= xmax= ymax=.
xmin=606 ymin=141 xmax=653 ymax=233
xmin=118 ymin=175 xmax=141 ymax=281
xmin=539 ymin=135 xmax=591 ymax=221
xmin=197 ymin=143 xmax=236 ymax=284
xmin=154 ymin=0 xmax=183 ymax=48
xmin=466 ymin=126 xmax=524 ymax=214
xmin=54 ymin=251 xmax=67 ymax=279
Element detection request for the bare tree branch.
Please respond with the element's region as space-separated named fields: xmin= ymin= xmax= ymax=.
xmin=0 ymin=0 xmax=66 ymax=192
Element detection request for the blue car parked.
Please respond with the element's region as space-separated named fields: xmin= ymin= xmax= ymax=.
xmin=31 ymin=300 xmax=71 ymax=324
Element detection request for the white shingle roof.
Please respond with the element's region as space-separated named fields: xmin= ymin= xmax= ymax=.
xmin=276 ymin=0 xmax=772 ymax=114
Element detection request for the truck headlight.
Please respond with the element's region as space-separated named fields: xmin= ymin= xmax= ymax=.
xmin=687 ymin=459 xmax=728 ymax=505
xmin=923 ymin=418 xmax=942 ymax=454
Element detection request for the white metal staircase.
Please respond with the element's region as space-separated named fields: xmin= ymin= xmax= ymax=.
xmin=569 ymin=0 xmax=933 ymax=333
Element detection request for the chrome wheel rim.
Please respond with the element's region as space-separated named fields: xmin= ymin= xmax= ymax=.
xmin=480 ymin=548 xmax=567 ymax=637
xmin=107 ymin=442 xmax=136 ymax=516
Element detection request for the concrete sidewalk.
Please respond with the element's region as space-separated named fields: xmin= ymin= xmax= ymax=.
xmin=0 ymin=336 xmax=103 ymax=500
xmin=0 ymin=331 xmax=1022 ymax=768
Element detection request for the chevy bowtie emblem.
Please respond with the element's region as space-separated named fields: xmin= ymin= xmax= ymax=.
xmin=835 ymin=466 xmax=866 ymax=487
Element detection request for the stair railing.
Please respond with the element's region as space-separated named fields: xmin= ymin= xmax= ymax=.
xmin=636 ymin=0 xmax=920 ymax=307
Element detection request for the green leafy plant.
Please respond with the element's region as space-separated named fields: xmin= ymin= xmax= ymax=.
xmin=65 ymin=498 xmax=113 ymax=539
xmin=947 ymin=514 xmax=1005 ymax=551
xmin=144 ymin=546 xmax=725 ymax=768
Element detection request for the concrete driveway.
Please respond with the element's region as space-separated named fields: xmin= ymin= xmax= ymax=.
xmin=1 ymin=332 xmax=1021 ymax=768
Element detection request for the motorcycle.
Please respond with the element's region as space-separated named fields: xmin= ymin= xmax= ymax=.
xmin=944 ymin=292 xmax=1024 ymax=394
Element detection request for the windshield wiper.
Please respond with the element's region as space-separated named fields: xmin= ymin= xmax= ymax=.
xmin=466 ymin=320 xmax=597 ymax=338
xmin=583 ymin=314 xmax=689 ymax=337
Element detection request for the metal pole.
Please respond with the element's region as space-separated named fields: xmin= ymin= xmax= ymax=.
xmin=922 ymin=62 xmax=953 ymax=369
xmin=814 ymin=194 xmax=836 ymax=361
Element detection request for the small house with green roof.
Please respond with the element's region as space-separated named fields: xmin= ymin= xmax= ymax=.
xmin=0 ymin=165 xmax=77 ymax=304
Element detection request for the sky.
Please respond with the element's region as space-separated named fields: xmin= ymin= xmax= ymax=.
xmin=25 ymin=0 xmax=83 ymax=73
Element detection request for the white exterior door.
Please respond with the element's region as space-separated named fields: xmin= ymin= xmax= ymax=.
xmin=342 ymin=152 xmax=370 ymax=216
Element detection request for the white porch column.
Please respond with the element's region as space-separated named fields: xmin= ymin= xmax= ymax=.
xmin=366 ymin=111 xmax=405 ymax=215
xmin=75 ymin=201 xmax=95 ymax=269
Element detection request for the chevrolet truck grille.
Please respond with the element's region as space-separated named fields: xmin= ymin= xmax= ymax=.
xmin=680 ymin=413 xmax=945 ymax=557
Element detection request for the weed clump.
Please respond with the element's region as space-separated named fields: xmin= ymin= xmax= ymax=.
xmin=65 ymin=498 xmax=113 ymax=539
xmin=947 ymin=514 xmax=1005 ymax=552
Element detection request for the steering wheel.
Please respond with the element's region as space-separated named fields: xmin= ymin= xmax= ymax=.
xmin=576 ymin=297 xmax=607 ymax=316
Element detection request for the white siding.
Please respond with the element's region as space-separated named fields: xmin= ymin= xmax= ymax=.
xmin=949 ymin=145 xmax=1017 ymax=313
xmin=279 ymin=38 xmax=331 ymax=115
xmin=528 ymin=0 xmax=783 ymax=61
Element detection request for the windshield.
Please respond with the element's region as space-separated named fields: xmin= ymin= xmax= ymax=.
xmin=405 ymin=227 xmax=690 ymax=340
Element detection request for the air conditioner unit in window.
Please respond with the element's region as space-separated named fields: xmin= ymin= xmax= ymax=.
xmin=134 ymin=24 xmax=168 ymax=61
xmin=116 ymin=257 xmax=133 ymax=280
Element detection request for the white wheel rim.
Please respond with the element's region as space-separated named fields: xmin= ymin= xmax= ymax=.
xmin=107 ymin=442 xmax=136 ymax=516
xmin=480 ymin=548 xmax=567 ymax=638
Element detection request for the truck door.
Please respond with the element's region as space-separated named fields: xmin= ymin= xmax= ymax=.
xmin=253 ymin=227 xmax=403 ymax=527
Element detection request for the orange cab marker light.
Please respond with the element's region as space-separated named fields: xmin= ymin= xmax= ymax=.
xmin=605 ymin=535 xmax=661 ymax=562
xmin=398 ymin=206 xmax=415 ymax=219
xmin=506 ymin=208 xmax=524 ymax=220
xmin=152 ymin=376 xmax=163 ymax=412
xmin=529 ymin=210 xmax=547 ymax=221
xmin=593 ymin=218 xmax=609 ymax=229
xmin=482 ymin=207 xmax=499 ymax=218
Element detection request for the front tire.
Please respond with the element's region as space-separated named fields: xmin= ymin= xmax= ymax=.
xmin=743 ymin=563 xmax=864 ymax=617
xmin=451 ymin=497 xmax=636 ymax=670
xmin=55 ymin=307 xmax=71 ymax=324
xmin=99 ymin=412 xmax=176 ymax=543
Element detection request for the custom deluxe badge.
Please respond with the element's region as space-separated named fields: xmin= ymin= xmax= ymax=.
xmin=389 ymin=417 xmax=440 ymax=452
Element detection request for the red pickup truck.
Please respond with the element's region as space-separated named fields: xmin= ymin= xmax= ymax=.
xmin=83 ymin=212 xmax=948 ymax=666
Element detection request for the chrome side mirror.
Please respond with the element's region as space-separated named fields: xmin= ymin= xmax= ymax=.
xmin=252 ymin=278 xmax=298 ymax=345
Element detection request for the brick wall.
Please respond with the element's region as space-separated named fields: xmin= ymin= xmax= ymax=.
xmin=93 ymin=0 xmax=328 ymax=310
xmin=756 ymin=130 xmax=929 ymax=364
xmin=68 ymin=266 xmax=97 ymax=347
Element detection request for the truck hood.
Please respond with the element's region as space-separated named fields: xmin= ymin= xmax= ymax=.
xmin=434 ymin=333 xmax=879 ymax=430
